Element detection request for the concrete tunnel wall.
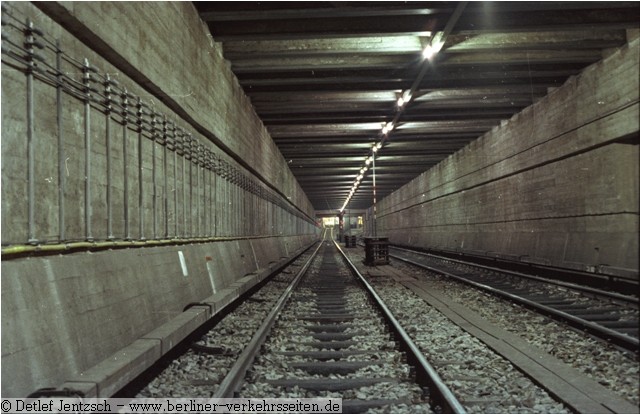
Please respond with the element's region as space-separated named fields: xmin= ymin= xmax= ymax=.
xmin=372 ymin=35 xmax=639 ymax=278
xmin=1 ymin=2 xmax=318 ymax=396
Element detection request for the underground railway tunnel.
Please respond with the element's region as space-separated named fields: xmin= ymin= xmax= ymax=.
xmin=1 ymin=1 xmax=638 ymax=411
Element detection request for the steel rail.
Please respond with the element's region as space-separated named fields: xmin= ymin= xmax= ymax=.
xmin=391 ymin=246 xmax=639 ymax=305
xmin=391 ymin=253 xmax=639 ymax=353
xmin=334 ymin=241 xmax=467 ymax=414
xmin=212 ymin=240 xmax=323 ymax=398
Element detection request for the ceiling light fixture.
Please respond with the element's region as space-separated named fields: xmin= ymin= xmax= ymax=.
xmin=397 ymin=90 xmax=412 ymax=108
xmin=339 ymin=3 xmax=466 ymax=214
xmin=422 ymin=40 xmax=444 ymax=60
xmin=422 ymin=44 xmax=436 ymax=60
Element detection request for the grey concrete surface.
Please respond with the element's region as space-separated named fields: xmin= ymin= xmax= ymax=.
xmin=1 ymin=235 xmax=316 ymax=396
xmin=374 ymin=37 xmax=639 ymax=274
xmin=1 ymin=1 xmax=318 ymax=397
xmin=1 ymin=1 xmax=315 ymax=244
xmin=34 ymin=1 xmax=313 ymax=216
xmin=2 ymin=0 xmax=638 ymax=400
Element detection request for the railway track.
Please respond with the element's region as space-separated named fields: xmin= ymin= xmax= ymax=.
xmin=389 ymin=246 xmax=639 ymax=353
xmin=213 ymin=239 xmax=464 ymax=413
xmin=117 ymin=234 xmax=637 ymax=412
xmin=128 ymin=233 xmax=464 ymax=412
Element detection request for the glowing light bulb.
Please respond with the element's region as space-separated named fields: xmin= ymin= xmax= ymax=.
xmin=422 ymin=45 xmax=435 ymax=59
xmin=423 ymin=40 xmax=443 ymax=60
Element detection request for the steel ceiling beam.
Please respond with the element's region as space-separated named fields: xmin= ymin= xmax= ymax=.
xmin=194 ymin=1 xmax=638 ymax=212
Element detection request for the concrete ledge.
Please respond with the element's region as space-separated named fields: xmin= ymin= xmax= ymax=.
xmin=555 ymin=260 xmax=594 ymax=272
xmin=141 ymin=306 xmax=210 ymax=355
xmin=598 ymin=265 xmax=639 ymax=280
xmin=230 ymin=275 xmax=255 ymax=296
xmin=529 ymin=258 xmax=639 ymax=281
xmin=413 ymin=245 xmax=639 ymax=282
xmin=61 ymin=339 xmax=161 ymax=397
xmin=464 ymin=249 xmax=490 ymax=257
xmin=50 ymin=288 xmax=244 ymax=398
xmin=518 ymin=255 xmax=540 ymax=264
xmin=30 ymin=239 xmax=315 ymax=397
xmin=56 ymin=381 xmax=98 ymax=398
xmin=493 ymin=253 xmax=522 ymax=261
xmin=202 ymin=289 xmax=239 ymax=314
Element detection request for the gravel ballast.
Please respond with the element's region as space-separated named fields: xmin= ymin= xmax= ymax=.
xmin=344 ymin=249 xmax=571 ymax=414
xmin=135 ymin=256 xmax=310 ymax=397
xmin=239 ymin=248 xmax=433 ymax=413
xmin=135 ymin=241 xmax=637 ymax=412
xmin=413 ymin=268 xmax=639 ymax=406
xmin=389 ymin=253 xmax=640 ymax=407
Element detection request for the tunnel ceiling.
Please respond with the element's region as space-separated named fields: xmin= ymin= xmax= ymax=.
xmin=194 ymin=1 xmax=638 ymax=212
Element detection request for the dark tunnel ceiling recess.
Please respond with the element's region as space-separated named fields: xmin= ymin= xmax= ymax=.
xmin=195 ymin=2 xmax=639 ymax=212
